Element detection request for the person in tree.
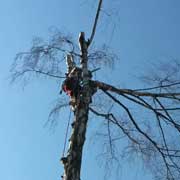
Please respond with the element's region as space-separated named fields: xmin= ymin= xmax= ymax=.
xmin=62 ymin=76 xmax=81 ymax=98
xmin=61 ymin=67 xmax=83 ymax=112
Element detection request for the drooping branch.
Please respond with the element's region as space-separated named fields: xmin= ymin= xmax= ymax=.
xmin=10 ymin=31 xmax=80 ymax=85
xmin=10 ymin=68 xmax=65 ymax=84
xmin=88 ymin=44 xmax=118 ymax=69
xmin=45 ymin=98 xmax=69 ymax=129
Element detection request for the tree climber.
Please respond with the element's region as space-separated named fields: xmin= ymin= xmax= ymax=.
xmin=61 ymin=67 xmax=98 ymax=107
xmin=62 ymin=76 xmax=81 ymax=99
xmin=61 ymin=67 xmax=83 ymax=112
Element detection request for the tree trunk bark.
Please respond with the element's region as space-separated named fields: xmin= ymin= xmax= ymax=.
xmin=61 ymin=32 xmax=91 ymax=180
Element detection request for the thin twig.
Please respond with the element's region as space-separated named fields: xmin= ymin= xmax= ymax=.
xmin=133 ymin=82 xmax=180 ymax=92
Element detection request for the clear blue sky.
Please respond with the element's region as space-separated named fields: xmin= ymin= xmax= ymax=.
xmin=0 ymin=0 xmax=180 ymax=180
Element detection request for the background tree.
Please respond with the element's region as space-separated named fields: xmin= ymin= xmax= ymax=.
xmin=10 ymin=0 xmax=180 ymax=180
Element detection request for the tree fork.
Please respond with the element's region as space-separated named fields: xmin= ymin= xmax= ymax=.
xmin=61 ymin=32 xmax=92 ymax=180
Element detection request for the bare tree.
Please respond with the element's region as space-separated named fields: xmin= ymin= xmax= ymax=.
xmin=10 ymin=0 xmax=180 ymax=180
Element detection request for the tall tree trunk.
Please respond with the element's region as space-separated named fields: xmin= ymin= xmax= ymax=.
xmin=61 ymin=32 xmax=91 ymax=180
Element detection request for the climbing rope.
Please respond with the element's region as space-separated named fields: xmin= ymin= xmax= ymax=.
xmin=62 ymin=109 xmax=72 ymax=157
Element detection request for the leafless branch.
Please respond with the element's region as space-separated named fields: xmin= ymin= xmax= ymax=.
xmin=89 ymin=107 xmax=139 ymax=145
xmin=88 ymin=44 xmax=118 ymax=69
xmin=98 ymin=90 xmax=180 ymax=179
xmin=44 ymin=98 xmax=69 ymax=130
xmin=88 ymin=0 xmax=103 ymax=46
xmin=10 ymin=31 xmax=79 ymax=85
xmin=133 ymin=81 xmax=180 ymax=92
xmin=92 ymin=80 xmax=180 ymax=99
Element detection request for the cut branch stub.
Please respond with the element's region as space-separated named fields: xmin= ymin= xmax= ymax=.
xmin=66 ymin=54 xmax=76 ymax=74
